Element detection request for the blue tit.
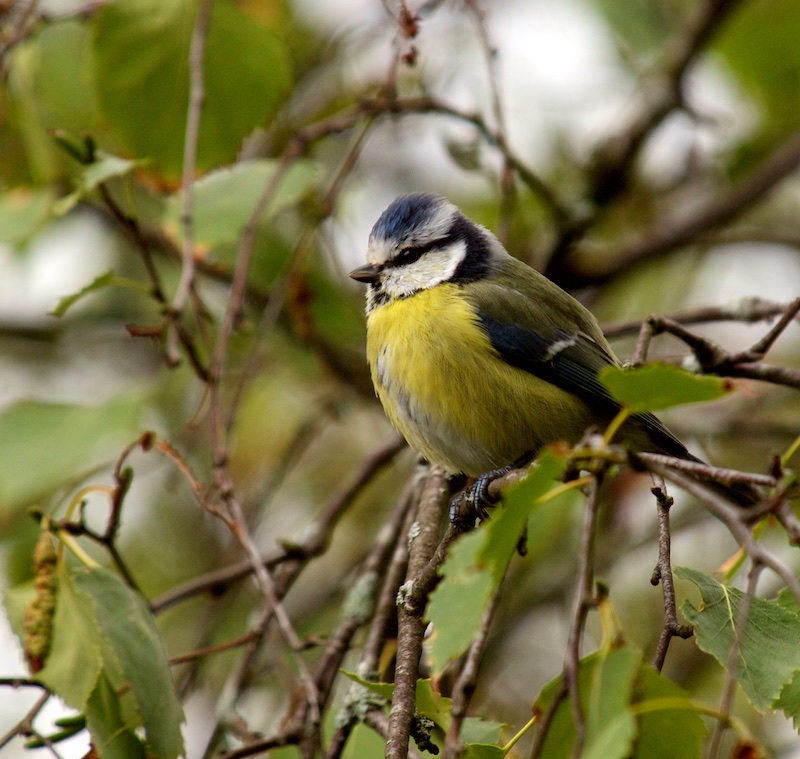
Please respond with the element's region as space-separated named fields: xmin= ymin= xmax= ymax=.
xmin=349 ymin=193 xmax=757 ymax=515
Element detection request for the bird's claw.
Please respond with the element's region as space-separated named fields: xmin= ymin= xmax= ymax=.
xmin=449 ymin=465 xmax=513 ymax=532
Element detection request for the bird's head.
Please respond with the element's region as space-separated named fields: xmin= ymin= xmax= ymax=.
xmin=350 ymin=193 xmax=497 ymax=309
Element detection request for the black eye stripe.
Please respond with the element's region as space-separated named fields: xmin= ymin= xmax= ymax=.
xmin=386 ymin=234 xmax=455 ymax=268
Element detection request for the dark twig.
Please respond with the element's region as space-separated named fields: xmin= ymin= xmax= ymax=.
xmin=366 ymin=710 xmax=424 ymax=759
xmin=649 ymin=480 xmax=694 ymax=672
xmin=0 ymin=691 xmax=55 ymax=755
xmin=0 ymin=0 xmax=39 ymax=68
xmin=603 ymin=298 xmax=800 ymax=340
xmin=386 ymin=467 xmax=450 ymax=759
xmin=636 ymin=452 xmax=776 ymax=491
xmin=529 ymin=476 xmax=604 ymax=759
xmin=638 ymin=298 xmax=800 ymax=388
xmin=584 ymin=0 xmax=746 ymax=207
xmin=529 ymin=679 xmax=569 ymax=759
xmin=357 ymin=95 xmax=569 ymax=227
xmin=586 ymin=132 xmax=800 ymax=285
xmin=645 ymin=463 xmax=800 ymax=601
xmin=150 ymin=435 xmax=406 ymax=613
xmin=325 ymin=491 xmax=417 ymax=759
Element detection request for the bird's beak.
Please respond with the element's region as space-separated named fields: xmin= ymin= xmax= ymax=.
xmin=349 ymin=263 xmax=380 ymax=284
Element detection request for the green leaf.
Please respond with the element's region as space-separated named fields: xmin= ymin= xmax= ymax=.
xmin=426 ymin=450 xmax=567 ymax=674
xmin=341 ymin=723 xmax=387 ymax=759
xmin=479 ymin=449 xmax=567 ymax=580
xmin=49 ymin=269 xmax=150 ymax=317
xmin=0 ymin=395 xmax=142 ymax=512
xmin=40 ymin=563 xmax=184 ymax=759
xmin=775 ymin=671 xmax=800 ymax=730
xmin=677 ymin=567 xmax=800 ymax=713
xmin=54 ymin=153 xmax=139 ymax=215
xmin=161 ymin=159 xmax=317 ymax=253
xmin=86 ymin=672 xmax=148 ymax=759
xmin=534 ymin=645 xmax=706 ymax=759
xmin=37 ymin=563 xmax=103 ymax=707
xmin=632 ymin=667 xmax=707 ymax=759
xmin=585 ymin=646 xmax=639 ymax=757
xmin=74 ymin=565 xmax=185 ymax=758
xmin=32 ymin=20 xmax=96 ymax=136
xmin=339 ymin=670 xmax=394 ymax=701
xmin=91 ymin=0 xmax=291 ymax=178
xmin=425 ymin=530 xmax=495 ymax=674
xmin=533 ymin=651 xmax=608 ymax=759
xmin=462 ymin=745 xmax=504 ymax=759
xmin=582 ymin=712 xmax=637 ymax=759
xmin=460 ymin=717 xmax=504 ymax=747
xmin=600 ymin=364 xmax=730 ymax=413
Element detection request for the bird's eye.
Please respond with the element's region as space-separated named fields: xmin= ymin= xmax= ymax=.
xmin=394 ymin=246 xmax=426 ymax=267
xmin=389 ymin=236 xmax=448 ymax=268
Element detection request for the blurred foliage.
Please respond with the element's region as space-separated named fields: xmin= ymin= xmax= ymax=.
xmin=0 ymin=0 xmax=799 ymax=758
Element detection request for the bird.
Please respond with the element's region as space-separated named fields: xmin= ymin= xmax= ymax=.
xmin=349 ymin=193 xmax=759 ymax=526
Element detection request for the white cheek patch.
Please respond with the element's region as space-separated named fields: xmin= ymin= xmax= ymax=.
xmin=382 ymin=240 xmax=467 ymax=299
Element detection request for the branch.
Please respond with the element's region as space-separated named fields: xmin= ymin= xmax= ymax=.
xmin=586 ymin=0 xmax=746 ymax=206
xmin=577 ymin=133 xmax=800 ymax=286
xmin=639 ymin=297 xmax=800 ymax=388
xmin=149 ymin=435 xmax=406 ymax=613
xmin=649 ymin=480 xmax=694 ymax=672
xmin=326 ymin=498 xmax=417 ymax=759
xmin=645 ymin=462 xmax=800 ymax=601
xmin=602 ymin=297 xmax=800 ymax=339
xmin=386 ymin=467 xmax=451 ymax=759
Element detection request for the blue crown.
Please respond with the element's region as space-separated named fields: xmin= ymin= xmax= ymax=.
xmin=370 ymin=193 xmax=443 ymax=242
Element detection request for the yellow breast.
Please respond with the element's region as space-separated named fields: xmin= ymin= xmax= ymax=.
xmin=365 ymin=284 xmax=593 ymax=476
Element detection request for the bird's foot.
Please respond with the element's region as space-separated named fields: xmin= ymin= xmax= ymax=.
xmin=449 ymin=465 xmax=513 ymax=532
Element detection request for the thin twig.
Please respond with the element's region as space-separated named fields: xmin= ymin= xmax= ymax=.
xmin=602 ymin=298 xmax=799 ymax=340
xmin=0 ymin=691 xmax=54 ymax=755
xmin=326 ymin=491 xmax=418 ymax=759
xmin=385 ymin=467 xmax=450 ymax=759
xmin=464 ymin=0 xmax=515 ymax=243
xmin=640 ymin=305 xmax=800 ymax=388
xmin=636 ymin=452 xmax=776 ymax=490
xmin=650 ymin=479 xmax=694 ymax=672
xmin=646 ymin=463 xmax=800 ymax=602
xmin=0 ymin=0 xmax=39 ymax=67
xmin=529 ymin=680 xmax=569 ymax=759
xmin=150 ymin=435 xmax=406 ymax=613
